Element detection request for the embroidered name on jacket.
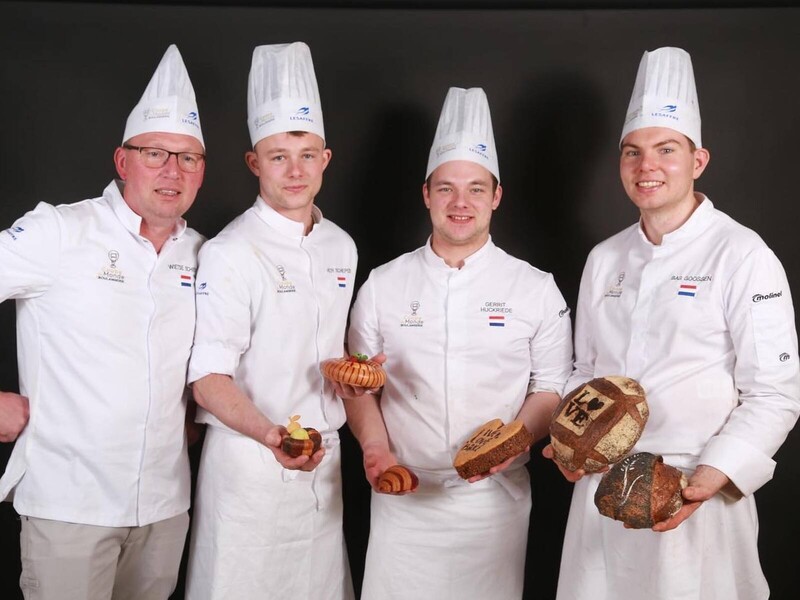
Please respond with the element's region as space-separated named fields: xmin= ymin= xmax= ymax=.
xmin=481 ymin=301 xmax=512 ymax=327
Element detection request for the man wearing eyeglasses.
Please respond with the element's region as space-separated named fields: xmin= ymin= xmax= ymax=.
xmin=0 ymin=45 xmax=206 ymax=600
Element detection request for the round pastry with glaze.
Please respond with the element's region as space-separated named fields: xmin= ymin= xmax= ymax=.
xmin=280 ymin=415 xmax=322 ymax=458
xmin=594 ymin=452 xmax=688 ymax=528
xmin=377 ymin=465 xmax=419 ymax=493
xmin=321 ymin=353 xmax=386 ymax=388
xmin=550 ymin=376 xmax=648 ymax=472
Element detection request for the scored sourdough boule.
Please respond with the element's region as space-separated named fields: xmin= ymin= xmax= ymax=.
xmin=594 ymin=452 xmax=688 ymax=529
xmin=454 ymin=419 xmax=533 ymax=479
xmin=320 ymin=353 xmax=386 ymax=388
xmin=549 ymin=376 xmax=648 ymax=472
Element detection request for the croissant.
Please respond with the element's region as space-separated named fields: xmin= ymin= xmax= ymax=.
xmin=377 ymin=465 xmax=419 ymax=493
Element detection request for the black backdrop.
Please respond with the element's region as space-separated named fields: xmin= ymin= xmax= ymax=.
xmin=1 ymin=2 xmax=798 ymax=599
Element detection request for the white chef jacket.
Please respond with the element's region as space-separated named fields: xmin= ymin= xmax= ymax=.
xmin=348 ymin=237 xmax=573 ymax=598
xmin=558 ymin=195 xmax=800 ymax=600
xmin=185 ymin=197 xmax=356 ymax=600
xmin=0 ymin=180 xmax=203 ymax=527
xmin=349 ymin=237 xmax=573 ymax=478
xmin=188 ymin=197 xmax=356 ymax=432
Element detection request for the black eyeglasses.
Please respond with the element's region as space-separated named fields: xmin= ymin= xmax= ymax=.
xmin=123 ymin=144 xmax=205 ymax=173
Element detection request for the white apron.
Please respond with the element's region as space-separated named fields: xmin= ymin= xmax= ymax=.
xmin=185 ymin=427 xmax=354 ymax=600
xmin=556 ymin=470 xmax=768 ymax=600
xmin=360 ymin=466 xmax=531 ymax=600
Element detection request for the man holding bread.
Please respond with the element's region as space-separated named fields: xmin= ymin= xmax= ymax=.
xmin=546 ymin=46 xmax=800 ymax=599
xmin=341 ymin=87 xmax=573 ymax=598
xmin=184 ymin=42 xmax=356 ymax=599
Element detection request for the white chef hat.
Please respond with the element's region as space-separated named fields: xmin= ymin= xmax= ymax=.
xmin=122 ymin=44 xmax=204 ymax=149
xmin=426 ymin=87 xmax=500 ymax=182
xmin=620 ymin=47 xmax=702 ymax=148
xmin=247 ymin=42 xmax=325 ymax=148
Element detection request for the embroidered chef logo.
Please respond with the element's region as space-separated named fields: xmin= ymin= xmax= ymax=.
xmin=604 ymin=272 xmax=625 ymax=298
xmin=401 ymin=301 xmax=423 ymax=327
xmin=559 ymin=307 xmax=570 ymax=318
xmin=327 ymin=266 xmax=352 ymax=289
xmin=196 ymin=282 xmax=209 ymax=296
xmin=555 ymin=385 xmax=614 ymax=435
xmin=469 ymin=143 xmax=490 ymax=160
xmin=97 ymin=249 xmax=125 ymax=284
xmin=779 ymin=353 xmax=791 ymax=362
xmin=181 ymin=111 xmax=200 ymax=129
xmin=290 ymin=106 xmax=314 ymax=124
xmin=4 ymin=226 xmax=25 ymax=241
xmin=752 ymin=291 xmax=782 ymax=303
xmin=276 ymin=265 xmax=296 ymax=294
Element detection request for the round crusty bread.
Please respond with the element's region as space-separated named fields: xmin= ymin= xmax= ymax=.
xmin=453 ymin=419 xmax=533 ymax=479
xmin=594 ymin=452 xmax=688 ymax=528
xmin=321 ymin=354 xmax=386 ymax=388
xmin=549 ymin=376 xmax=648 ymax=472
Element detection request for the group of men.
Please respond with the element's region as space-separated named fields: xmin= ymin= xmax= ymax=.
xmin=0 ymin=40 xmax=797 ymax=600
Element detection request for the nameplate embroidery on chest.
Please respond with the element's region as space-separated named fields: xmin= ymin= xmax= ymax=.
xmin=327 ymin=266 xmax=352 ymax=289
xmin=670 ymin=274 xmax=712 ymax=299
xmin=481 ymin=301 xmax=512 ymax=327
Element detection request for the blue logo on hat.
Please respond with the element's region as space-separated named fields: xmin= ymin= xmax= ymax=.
xmin=468 ymin=143 xmax=490 ymax=160
xmin=660 ymin=105 xmax=678 ymax=112
xmin=181 ymin=111 xmax=200 ymax=128
xmin=296 ymin=107 xmax=310 ymax=115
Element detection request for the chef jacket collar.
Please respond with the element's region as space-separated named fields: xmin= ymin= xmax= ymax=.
xmin=422 ymin=235 xmax=495 ymax=270
xmin=254 ymin=195 xmax=323 ymax=239
xmin=108 ymin=179 xmax=188 ymax=239
xmin=637 ymin=193 xmax=714 ymax=248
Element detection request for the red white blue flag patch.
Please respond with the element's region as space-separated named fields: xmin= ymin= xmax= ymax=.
xmin=337 ymin=276 xmax=347 ymax=288
xmin=678 ymin=284 xmax=696 ymax=297
xmin=180 ymin=274 xmax=193 ymax=288
xmin=489 ymin=315 xmax=505 ymax=327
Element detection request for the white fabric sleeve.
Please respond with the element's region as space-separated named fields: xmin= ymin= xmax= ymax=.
xmin=563 ymin=252 xmax=598 ymax=396
xmin=0 ymin=202 xmax=61 ymax=302
xmin=699 ymin=246 xmax=800 ymax=495
xmin=347 ymin=273 xmax=382 ymax=359
xmin=527 ymin=273 xmax=574 ymax=397
xmin=188 ymin=241 xmax=254 ymax=383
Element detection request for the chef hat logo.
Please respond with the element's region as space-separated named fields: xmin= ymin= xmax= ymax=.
xmin=426 ymin=87 xmax=500 ymax=181
xmin=620 ymin=47 xmax=701 ymax=148
xmin=122 ymin=44 xmax=204 ymax=149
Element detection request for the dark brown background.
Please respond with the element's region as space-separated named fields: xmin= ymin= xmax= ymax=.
xmin=1 ymin=2 xmax=798 ymax=598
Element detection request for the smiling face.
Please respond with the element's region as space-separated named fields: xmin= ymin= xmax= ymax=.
xmin=619 ymin=127 xmax=709 ymax=221
xmin=245 ymin=131 xmax=331 ymax=228
xmin=423 ymin=160 xmax=502 ymax=267
xmin=114 ymin=131 xmax=205 ymax=230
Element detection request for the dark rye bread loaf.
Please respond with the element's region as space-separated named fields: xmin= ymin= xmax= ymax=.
xmin=454 ymin=419 xmax=533 ymax=479
xmin=550 ymin=376 xmax=648 ymax=472
xmin=594 ymin=452 xmax=688 ymax=528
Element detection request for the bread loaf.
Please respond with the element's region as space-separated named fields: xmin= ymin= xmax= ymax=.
xmin=550 ymin=376 xmax=648 ymax=472
xmin=321 ymin=353 xmax=386 ymax=388
xmin=377 ymin=465 xmax=419 ymax=493
xmin=594 ymin=452 xmax=688 ymax=529
xmin=454 ymin=419 xmax=532 ymax=479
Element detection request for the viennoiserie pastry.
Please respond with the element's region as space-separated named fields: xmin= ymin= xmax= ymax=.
xmin=377 ymin=465 xmax=419 ymax=493
xmin=281 ymin=415 xmax=322 ymax=458
xmin=321 ymin=353 xmax=386 ymax=388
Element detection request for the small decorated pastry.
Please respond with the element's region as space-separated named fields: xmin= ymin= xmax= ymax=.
xmin=453 ymin=419 xmax=533 ymax=480
xmin=550 ymin=376 xmax=648 ymax=473
xmin=594 ymin=452 xmax=688 ymax=529
xmin=321 ymin=353 xmax=386 ymax=389
xmin=280 ymin=415 xmax=322 ymax=458
xmin=377 ymin=465 xmax=419 ymax=493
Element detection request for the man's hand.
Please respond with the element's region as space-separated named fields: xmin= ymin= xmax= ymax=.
xmin=541 ymin=443 xmax=604 ymax=482
xmin=264 ymin=425 xmax=326 ymax=472
xmin=652 ymin=464 xmax=732 ymax=532
xmin=331 ymin=353 xmax=387 ymax=400
xmin=0 ymin=392 xmax=30 ymax=442
xmin=361 ymin=441 xmax=410 ymax=493
xmin=466 ymin=446 xmax=530 ymax=483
